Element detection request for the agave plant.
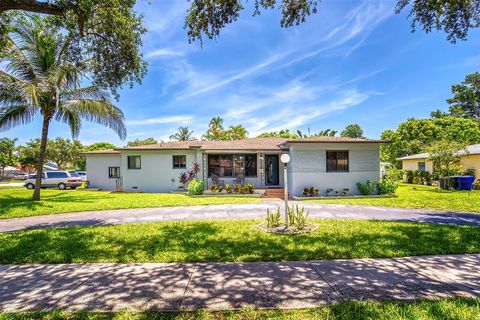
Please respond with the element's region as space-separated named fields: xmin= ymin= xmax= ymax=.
xmin=0 ymin=16 xmax=126 ymax=200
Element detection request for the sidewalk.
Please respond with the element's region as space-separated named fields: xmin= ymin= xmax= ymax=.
xmin=1 ymin=254 xmax=479 ymax=312
xmin=3 ymin=202 xmax=480 ymax=233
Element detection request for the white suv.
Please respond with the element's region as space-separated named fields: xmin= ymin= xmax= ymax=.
xmin=24 ymin=171 xmax=83 ymax=190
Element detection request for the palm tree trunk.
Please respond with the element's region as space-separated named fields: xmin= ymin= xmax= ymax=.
xmin=32 ymin=115 xmax=51 ymax=201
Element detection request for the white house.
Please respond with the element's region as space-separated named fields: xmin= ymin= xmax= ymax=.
xmin=83 ymin=136 xmax=386 ymax=196
xmin=397 ymin=143 xmax=480 ymax=180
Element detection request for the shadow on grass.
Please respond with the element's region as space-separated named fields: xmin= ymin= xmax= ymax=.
xmin=1 ymin=220 xmax=479 ymax=264
xmin=1 ymin=298 xmax=480 ymax=319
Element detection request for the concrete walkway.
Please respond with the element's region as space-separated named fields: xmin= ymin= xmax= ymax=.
xmin=1 ymin=254 xmax=479 ymax=312
xmin=2 ymin=201 xmax=480 ymax=233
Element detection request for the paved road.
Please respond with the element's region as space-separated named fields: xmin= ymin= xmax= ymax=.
xmin=1 ymin=254 xmax=479 ymax=312
xmin=1 ymin=201 xmax=480 ymax=233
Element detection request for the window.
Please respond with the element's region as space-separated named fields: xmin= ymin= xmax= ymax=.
xmin=46 ymin=171 xmax=69 ymax=178
xmin=326 ymin=151 xmax=349 ymax=172
xmin=172 ymin=155 xmax=187 ymax=169
xmin=127 ymin=156 xmax=141 ymax=169
xmin=418 ymin=162 xmax=426 ymax=172
xmin=208 ymin=154 xmax=257 ymax=177
xmin=108 ymin=167 xmax=121 ymax=178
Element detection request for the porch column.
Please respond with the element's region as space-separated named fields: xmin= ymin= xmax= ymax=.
xmin=259 ymin=153 xmax=265 ymax=187
xmin=202 ymin=153 xmax=208 ymax=190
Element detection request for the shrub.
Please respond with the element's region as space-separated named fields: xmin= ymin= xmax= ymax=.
xmin=187 ymin=179 xmax=204 ymax=195
xmin=225 ymin=184 xmax=232 ymax=193
xmin=287 ymin=205 xmax=309 ymax=229
xmin=179 ymin=172 xmax=189 ymax=188
xmin=241 ymin=183 xmax=254 ymax=194
xmin=463 ymin=168 xmax=476 ymax=176
xmin=377 ymin=179 xmax=398 ymax=195
xmin=342 ymin=188 xmax=349 ymax=196
xmin=356 ymin=180 xmax=378 ymax=195
xmin=302 ymin=186 xmax=319 ymax=197
xmin=209 ymin=184 xmax=217 ymax=192
xmin=233 ymin=184 xmax=241 ymax=193
xmin=266 ymin=207 xmax=281 ymax=228
xmin=473 ymin=183 xmax=480 ymax=190
xmin=385 ymin=167 xmax=404 ymax=181
xmin=325 ymin=188 xmax=333 ymax=196
xmin=405 ymin=170 xmax=414 ymax=184
xmin=216 ymin=185 xmax=224 ymax=193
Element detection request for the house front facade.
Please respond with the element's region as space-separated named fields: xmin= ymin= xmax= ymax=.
xmin=84 ymin=137 xmax=386 ymax=196
xmin=397 ymin=143 xmax=480 ymax=180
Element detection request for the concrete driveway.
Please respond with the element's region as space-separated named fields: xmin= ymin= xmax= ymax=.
xmin=1 ymin=201 xmax=480 ymax=232
xmin=1 ymin=254 xmax=479 ymax=311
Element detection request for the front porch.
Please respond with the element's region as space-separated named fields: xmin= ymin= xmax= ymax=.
xmin=201 ymin=152 xmax=285 ymax=190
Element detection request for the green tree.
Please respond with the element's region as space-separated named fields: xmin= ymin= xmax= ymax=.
xmin=341 ymin=124 xmax=365 ymax=138
xmin=224 ymin=124 xmax=248 ymax=140
xmin=0 ymin=2 xmax=147 ymax=96
xmin=185 ymin=0 xmax=479 ymax=44
xmin=257 ymin=129 xmax=299 ymax=139
xmin=315 ymin=129 xmax=337 ymax=137
xmin=427 ymin=140 xmax=467 ymax=182
xmin=203 ymin=116 xmax=225 ymax=140
xmin=45 ymin=137 xmax=83 ymax=170
xmin=0 ymin=17 xmax=126 ymax=200
xmin=169 ymin=126 xmax=196 ymax=141
xmin=17 ymin=140 xmax=38 ymax=173
xmin=84 ymin=142 xmax=117 ymax=151
xmin=447 ymin=72 xmax=480 ymax=120
xmin=0 ymin=137 xmax=17 ymax=176
xmin=380 ymin=116 xmax=480 ymax=165
xmin=126 ymin=137 xmax=158 ymax=147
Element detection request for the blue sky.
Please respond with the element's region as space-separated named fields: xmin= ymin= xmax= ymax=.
xmin=3 ymin=0 xmax=480 ymax=145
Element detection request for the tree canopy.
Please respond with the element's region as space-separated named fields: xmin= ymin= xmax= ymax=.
xmin=0 ymin=1 xmax=147 ymax=97
xmin=203 ymin=117 xmax=248 ymax=140
xmin=381 ymin=116 xmax=480 ymax=164
xmin=170 ymin=126 xmax=196 ymax=141
xmin=127 ymin=137 xmax=158 ymax=147
xmin=185 ymin=0 xmax=479 ymax=44
xmin=341 ymin=124 xmax=365 ymax=138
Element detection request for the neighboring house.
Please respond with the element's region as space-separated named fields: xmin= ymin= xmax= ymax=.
xmin=83 ymin=137 xmax=386 ymax=196
xmin=397 ymin=143 xmax=480 ymax=179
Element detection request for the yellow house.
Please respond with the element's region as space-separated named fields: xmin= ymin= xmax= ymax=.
xmin=397 ymin=144 xmax=480 ymax=180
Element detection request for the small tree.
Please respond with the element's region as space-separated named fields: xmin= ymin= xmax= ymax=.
xmin=427 ymin=140 xmax=467 ymax=188
xmin=341 ymin=124 xmax=365 ymax=138
xmin=0 ymin=137 xmax=17 ymax=177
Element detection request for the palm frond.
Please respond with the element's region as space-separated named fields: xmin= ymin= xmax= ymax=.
xmin=0 ymin=105 xmax=36 ymax=131
xmin=55 ymin=105 xmax=82 ymax=138
xmin=59 ymin=100 xmax=126 ymax=140
xmin=62 ymin=86 xmax=110 ymax=101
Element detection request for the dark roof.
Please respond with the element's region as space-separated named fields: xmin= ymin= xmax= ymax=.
xmin=112 ymin=137 xmax=386 ymax=152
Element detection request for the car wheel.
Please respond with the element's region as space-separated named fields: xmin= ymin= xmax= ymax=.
xmin=25 ymin=183 xmax=34 ymax=190
xmin=58 ymin=183 xmax=67 ymax=190
xmin=71 ymin=186 xmax=77 ymax=190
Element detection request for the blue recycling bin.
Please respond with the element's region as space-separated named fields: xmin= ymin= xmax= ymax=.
xmin=451 ymin=176 xmax=475 ymax=191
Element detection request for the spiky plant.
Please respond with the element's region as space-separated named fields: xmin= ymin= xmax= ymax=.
xmin=0 ymin=16 xmax=126 ymax=200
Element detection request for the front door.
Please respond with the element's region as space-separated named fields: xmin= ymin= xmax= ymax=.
xmin=265 ymin=154 xmax=279 ymax=186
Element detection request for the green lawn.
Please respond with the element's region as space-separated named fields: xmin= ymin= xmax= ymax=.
xmin=1 ymin=219 xmax=479 ymax=264
xmin=303 ymin=184 xmax=480 ymax=213
xmin=2 ymin=298 xmax=479 ymax=319
xmin=0 ymin=188 xmax=260 ymax=219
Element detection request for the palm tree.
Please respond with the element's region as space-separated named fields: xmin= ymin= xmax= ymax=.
xmin=0 ymin=16 xmax=126 ymax=200
xmin=170 ymin=126 xmax=195 ymax=141
xmin=203 ymin=116 xmax=225 ymax=140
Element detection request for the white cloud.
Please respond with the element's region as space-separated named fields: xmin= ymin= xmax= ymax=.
xmin=145 ymin=48 xmax=185 ymax=59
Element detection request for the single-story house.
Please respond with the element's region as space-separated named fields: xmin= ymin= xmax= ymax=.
xmin=397 ymin=143 xmax=480 ymax=180
xmin=83 ymin=136 xmax=386 ymax=196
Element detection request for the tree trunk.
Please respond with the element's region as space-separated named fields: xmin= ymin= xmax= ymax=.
xmin=32 ymin=115 xmax=51 ymax=201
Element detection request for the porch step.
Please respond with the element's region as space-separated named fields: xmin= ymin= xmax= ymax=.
xmin=263 ymin=188 xmax=286 ymax=199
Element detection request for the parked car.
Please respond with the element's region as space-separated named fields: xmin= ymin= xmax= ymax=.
xmin=69 ymin=171 xmax=87 ymax=182
xmin=24 ymin=171 xmax=83 ymax=190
